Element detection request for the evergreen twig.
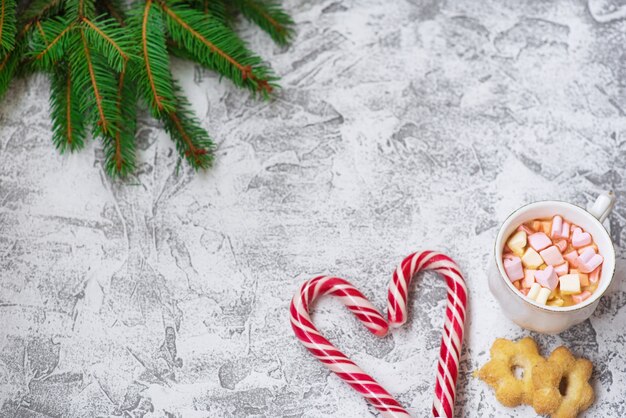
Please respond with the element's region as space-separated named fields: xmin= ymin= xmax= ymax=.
xmin=0 ymin=0 xmax=294 ymax=177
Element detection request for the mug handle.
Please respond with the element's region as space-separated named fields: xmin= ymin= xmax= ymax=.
xmin=587 ymin=191 xmax=616 ymax=223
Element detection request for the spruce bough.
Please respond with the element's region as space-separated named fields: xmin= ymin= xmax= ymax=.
xmin=0 ymin=0 xmax=294 ymax=177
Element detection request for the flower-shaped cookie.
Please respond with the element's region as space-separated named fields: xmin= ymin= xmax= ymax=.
xmin=476 ymin=337 xmax=546 ymax=407
xmin=532 ymin=346 xmax=594 ymax=418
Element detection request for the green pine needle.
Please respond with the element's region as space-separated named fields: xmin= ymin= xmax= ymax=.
xmin=162 ymin=83 xmax=214 ymax=169
xmin=66 ymin=0 xmax=96 ymax=20
xmin=69 ymin=28 xmax=122 ymax=137
xmin=234 ymin=0 xmax=294 ymax=45
xmin=49 ymin=64 xmax=87 ymax=151
xmin=1 ymin=0 xmax=294 ymax=178
xmin=20 ymin=0 xmax=62 ymax=24
xmin=82 ymin=16 xmax=133 ymax=72
xmin=0 ymin=41 xmax=20 ymax=98
xmin=97 ymin=0 xmax=127 ymax=22
xmin=128 ymin=0 xmax=177 ymax=116
xmin=190 ymin=0 xmax=228 ymax=22
xmin=0 ymin=0 xmax=17 ymax=52
xmin=161 ymin=2 xmax=277 ymax=98
xmin=27 ymin=17 xmax=74 ymax=70
xmin=102 ymin=65 xmax=137 ymax=177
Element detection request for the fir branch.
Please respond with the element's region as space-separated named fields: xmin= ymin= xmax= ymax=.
xmin=190 ymin=0 xmax=227 ymax=22
xmin=160 ymin=1 xmax=276 ymax=97
xmin=102 ymin=62 xmax=136 ymax=176
xmin=234 ymin=0 xmax=294 ymax=45
xmin=27 ymin=17 xmax=73 ymax=69
xmin=69 ymin=28 xmax=121 ymax=137
xmin=0 ymin=0 xmax=17 ymax=52
xmin=128 ymin=0 xmax=177 ymax=115
xmin=49 ymin=63 xmax=86 ymax=151
xmin=0 ymin=42 xmax=20 ymax=97
xmin=161 ymin=83 xmax=214 ymax=169
xmin=66 ymin=0 xmax=95 ymax=21
xmin=82 ymin=16 xmax=132 ymax=71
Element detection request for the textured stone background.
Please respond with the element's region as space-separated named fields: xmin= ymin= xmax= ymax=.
xmin=1 ymin=0 xmax=626 ymax=416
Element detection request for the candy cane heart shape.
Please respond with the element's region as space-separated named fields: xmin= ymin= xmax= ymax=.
xmin=290 ymin=276 xmax=411 ymax=418
xmin=388 ymin=251 xmax=468 ymax=418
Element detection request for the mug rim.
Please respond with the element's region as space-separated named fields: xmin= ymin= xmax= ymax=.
xmin=494 ymin=199 xmax=616 ymax=313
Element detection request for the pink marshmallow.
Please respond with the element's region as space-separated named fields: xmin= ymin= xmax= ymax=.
xmin=555 ymin=239 xmax=567 ymax=253
xmin=571 ymin=227 xmax=592 ymax=248
xmin=503 ymin=252 xmax=516 ymax=260
xmin=561 ymin=222 xmax=570 ymax=239
xmin=572 ymin=291 xmax=592 ymax=304
xmin=517 ymin=224 xmax=534 ymax=235
xmin=540 ymin=246 xmax=565 ymax=266
xmin=523 ymin=269 xmax=536 ymax=288
xmin=554 ymin=262 xmax=569 ymax=276
xmin=535 ymin=266 xmax=559 ymax=290
xmin=528 ymin=232 xmax=552 ymax=251
xmin=564 ymin=250 xmax=579 ymax=267
xmin=551 ymin=215 xmax=563 ymax=239
xmin=577 ymin=247 xmax=603 ymax=273
xmin=504 ymin=257 xmax=524 ymax=282
xmin=590 ymin=267 xmax=601 ymax=284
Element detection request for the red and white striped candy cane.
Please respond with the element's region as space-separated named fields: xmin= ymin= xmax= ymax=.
xmin=388 ymin=251 xmax=468 ymax=418
xmin=290 ymin=276 xmax=410 ymax=418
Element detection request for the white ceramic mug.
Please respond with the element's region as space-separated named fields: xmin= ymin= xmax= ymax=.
xmin=488 ymin=192 xmax=617 ymax=334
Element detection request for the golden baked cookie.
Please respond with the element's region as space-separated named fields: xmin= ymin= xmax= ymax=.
xmin=476 ymin=337 xmax=546 ymax=407
xmin=532 ymin=346 xmax=594 ymax=418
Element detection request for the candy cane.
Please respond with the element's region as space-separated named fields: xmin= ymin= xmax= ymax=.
xmin=290 ymin=251 xmax=467 ymax=418
xmin=388 ymin=251 xmax=468 ymax=418
xmin=290 ymin=276 xmax=410 ymax=418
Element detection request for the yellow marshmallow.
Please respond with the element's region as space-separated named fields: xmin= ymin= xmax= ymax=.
xmin=560 ymin=274 xmax=581 ymax=295
xmin=528 ymin=283 xmax=541 ymax=300
xmin=506 ymin=230 xmax=527 ymax=256
xmin=521 ymin=248 xmax=543 ymax=269
xmin=536 ymin=287 xmax=551 ymax=305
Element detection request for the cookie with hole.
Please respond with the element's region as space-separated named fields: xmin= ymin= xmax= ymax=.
xmin=475 ymin=337 xmax=547 ymax=407
xmin=532 ymin=346 xmax=594 ymax=418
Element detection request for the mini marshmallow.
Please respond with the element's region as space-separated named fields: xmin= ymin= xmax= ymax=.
xmin=535 ymin=287 xmax=551 ymax=305
xmin=527 ymin=282 xmax=542 ymax=300
xmin=589 ymin=267 xmax=601 ymax=284
xmin=579 ymin=273 xmax=590 ymax=287
xmin=563 ymin=250 xmax=579 ymax=267
xmin=554 ymin=262 xmax=569 ymax=276
xmin=571 ymin=227 xmax=592 ymax=248
xmin=561 ymin=222 xmax=570 ymax=239
xmin=572 ymin=291 xmax=592 ymax=304
xmin=522 ymin=248 xmax=543 ymax=269
xmin=540 ymin=245 xmax=565 ymax=266
xmin=560 ymin=274 xmax=582 ymax=295
xmin=551 ymin=215 xmax=563 ymax=239
xmin=555 ymin=239 xmax=567 ymax=253
xmin=523 ymin=269 xmax=536 ymax=288
xmin=528 ymin=232 xmax=552 ymax=251
xmin=535 ymin=266 xmax=559 ymax=290
xmin=577 ymin=247 xmax=604 ymax=273
xmin=541 ymin=222 xmax=552 ymax=235
xmin=577 ymin=244 xmax=598 ymax=255
xmin=506 ymin=230 xmax=527 ymax=257
xmin=532 ymin=221 xmax=542 ymax=232
xmin=503 ymin=257 xmax=524 ymax=282
xmin=517 ymin=224 xmax=534 ymax=235
xmin=570 ymin=269 xmax=590 ymax=287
